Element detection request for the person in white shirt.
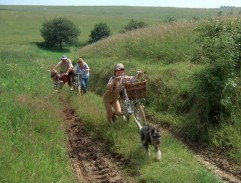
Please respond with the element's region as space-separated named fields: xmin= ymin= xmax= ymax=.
xmin=53 ymin=55 xmax=74 ymax=90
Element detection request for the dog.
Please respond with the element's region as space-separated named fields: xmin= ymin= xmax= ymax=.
xmin=135 ymin=120 xmax=161 ymax=160
xmin=140 ymin=125 xmax=161 ymax=160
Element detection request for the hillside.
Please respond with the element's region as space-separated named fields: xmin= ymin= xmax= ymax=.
xmin=0 ymin=5 xmax=241 ymax=183
xmin=79 ymin=16 xmax=241 ymax=166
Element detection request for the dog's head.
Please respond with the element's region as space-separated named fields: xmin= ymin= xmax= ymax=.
xmin=150 ymin=128 xmax=161 ymax=145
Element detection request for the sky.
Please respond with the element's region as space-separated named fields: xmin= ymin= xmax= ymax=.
xmin=0 ymin=0 xmax=241 ymax=8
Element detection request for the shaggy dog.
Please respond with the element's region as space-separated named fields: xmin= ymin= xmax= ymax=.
xmin=135 ymin=120 xmax=161 ymax=160
xmin=140 ymin=125 xmax=161 ymax=160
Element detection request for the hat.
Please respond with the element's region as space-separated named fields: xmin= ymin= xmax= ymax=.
xmin=115 ymin=63 xmax=125 ymax=71
xmin=61 ymin=55 xmax=67 ymax=60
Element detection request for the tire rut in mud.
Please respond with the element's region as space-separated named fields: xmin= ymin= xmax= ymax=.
xmin=63 ymin=103 xmax=130 ymax=183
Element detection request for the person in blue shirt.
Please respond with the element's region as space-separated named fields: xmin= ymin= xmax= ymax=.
xmin=74 ymin=58 xmax=90 ymax=93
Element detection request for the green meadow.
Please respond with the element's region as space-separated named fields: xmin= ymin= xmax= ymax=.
xmin=1 ymin=5 xmax=241 ymax=182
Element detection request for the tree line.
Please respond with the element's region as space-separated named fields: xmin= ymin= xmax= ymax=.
xmin=40 ymin=17 xmax=147 ymax=50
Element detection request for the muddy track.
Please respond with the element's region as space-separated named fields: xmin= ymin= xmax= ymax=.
xmin=60 ymin=95 xmax=241 ymax=183
xmin=62 ymin=98 xmax=132 ymax=183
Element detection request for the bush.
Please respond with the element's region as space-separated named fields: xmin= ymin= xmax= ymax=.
xmin=89 ymin=22 xmax=111 ymax=43
xmin=191 ymin=17 xmax=241 ymax=126
xmin=40 ymin=17 xmax=80 ymax=50
xmin=120 ymin=19 xmax=148 ymax=33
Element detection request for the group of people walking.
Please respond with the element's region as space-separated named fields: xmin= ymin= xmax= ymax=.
xmin=51 ymin=55 xmax=143 ymax=124
xmin=51 ymin=55 xmax=90 ymax=93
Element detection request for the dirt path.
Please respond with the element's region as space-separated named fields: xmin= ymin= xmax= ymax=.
xmin=62 ymin=98 xmax=132 ymax=183
xmin=61 ymin=95 xmax=241 ymax=183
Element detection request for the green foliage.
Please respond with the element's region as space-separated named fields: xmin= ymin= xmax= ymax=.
xmin=40 ymin=17 xmax=80 ymax=50
xmin=88 ymin=22 xmax=111 ymax=43
xmin=164 ymin=16 xmax=177 ymax=23
xmin=184 ymin=17 xmax=241 ymax=151
xmin=192 ymin=17 xmax=241 ymax=125
xmin=218 ymin=11 xmax=223 ymax=16
xmin=120 ymin=19 xmax=148 ymax=33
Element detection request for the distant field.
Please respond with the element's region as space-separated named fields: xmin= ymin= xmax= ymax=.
xmin=1 ymin=5 xmax=240 ymax=45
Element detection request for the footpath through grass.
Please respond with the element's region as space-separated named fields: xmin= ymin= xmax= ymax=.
xmin=69 ymin=92 xmax=222 ymax=183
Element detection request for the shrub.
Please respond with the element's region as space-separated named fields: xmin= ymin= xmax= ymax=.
xmin=40 ymin=17 xmax=80 ymax=50
xmin=120 ymin=19 xmax=148 ymax=33
xmin=191 ymin=17 xmax=241 ymax=125
xmin=89 ymin=22 xmax=111 ymax=43
xmin=164 ymin=16 xmax=177 ymax=23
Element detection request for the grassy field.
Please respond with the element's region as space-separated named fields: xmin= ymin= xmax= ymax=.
xmin=0 ymin=5 xmax=240 ymax=182
xmin=1 ymin=5 xmax=240 ymax=45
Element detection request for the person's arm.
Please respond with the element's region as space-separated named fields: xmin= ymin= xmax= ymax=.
xmin=124 ymin=70 xmax=144 ymax=83
xmin=107 ymin=76 xmax=120 ymax=91
xmin=53 ymin=61 xmax=61 ymax=70
xmin=65 ymin=60 xmax=73 ymax=75
xmin=84 ymin=63 xmax=90 ymax=72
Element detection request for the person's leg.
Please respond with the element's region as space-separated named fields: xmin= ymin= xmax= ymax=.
xmin=81 ymin=78 xmax=87 ymax=93
xmin=85 ymin=77 xmax=89 ymax=93
xmin=112 ymin=100 xmax=122 ymax=115
xmin=104 ymin=102 xmax=114 ymax=123
xmin=111 ymin=100 xmax=123 ymax=122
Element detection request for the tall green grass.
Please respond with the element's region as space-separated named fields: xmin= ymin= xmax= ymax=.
xmin=0 ymin=50 xmax=76 ymax=183
xmin=80 ymin=22 xmax=197 ymax=62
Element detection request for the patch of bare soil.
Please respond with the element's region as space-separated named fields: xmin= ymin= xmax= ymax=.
xmin=61 ymin=97 xmax=132 ymax=183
